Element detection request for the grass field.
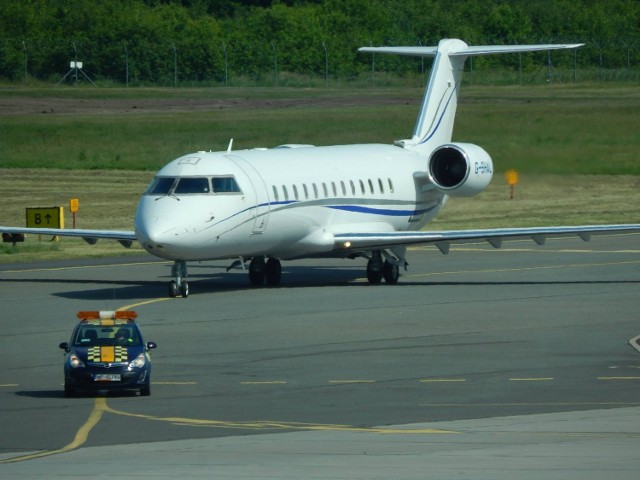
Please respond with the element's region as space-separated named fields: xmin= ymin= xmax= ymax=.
xmin=0 ymin=84 xmax=638 ymax=262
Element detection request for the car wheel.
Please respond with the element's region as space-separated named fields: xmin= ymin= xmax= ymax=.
xmin=64 ymin=383 xmax=76 ymax=398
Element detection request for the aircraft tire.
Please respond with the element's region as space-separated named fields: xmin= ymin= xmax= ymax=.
xmin=180 ymin=282 xmax=189 ymax=298
xmin=249 ymin=257 xmax=266 ymax=286
xmin=366 ymin=258 xmax=383 ymax=284
xmin=265 ymin=258 xmax=282 ymax=286
xmin=383 ymin=261 xmax=399 ymax=284
xmin=169 ymin=281 xmax=178 ymax=298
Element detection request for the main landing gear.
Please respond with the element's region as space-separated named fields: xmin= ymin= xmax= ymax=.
xmin=249 ymin=256 xmax=282 ymax=287
xmin=366 ymin=250 xmax=401 ymax=285
xmin=169 ymin=260 xmax=189 ymax=298
xmin=168 ymin=251 xmax=400 ymax=297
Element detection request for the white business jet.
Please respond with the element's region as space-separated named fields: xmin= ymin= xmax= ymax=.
xmin=3 ymin=39 xmax=639 ymax=297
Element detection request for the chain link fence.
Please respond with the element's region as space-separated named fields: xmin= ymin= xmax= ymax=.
xmin=3 ymin=36 xmax=639 ymax=87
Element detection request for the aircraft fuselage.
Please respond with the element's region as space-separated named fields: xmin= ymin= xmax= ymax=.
xmin=135 ymin=143 xmax=445 ymax=261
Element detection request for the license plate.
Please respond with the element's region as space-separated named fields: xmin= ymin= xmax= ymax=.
xmin=93 ymin=373 xmax=121 ymax=382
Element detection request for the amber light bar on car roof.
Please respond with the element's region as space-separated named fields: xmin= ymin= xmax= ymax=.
xmin=76 ymin=310 xmax=138 ymax=320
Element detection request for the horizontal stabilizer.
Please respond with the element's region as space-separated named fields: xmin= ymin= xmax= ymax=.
xmin=358 ymin=43 xmax=584 ymax=58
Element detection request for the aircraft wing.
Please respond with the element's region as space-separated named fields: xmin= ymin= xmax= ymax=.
xmin=0 ymin=226 xmax=137 ymax=248
xmin=333 ymin=224 xmax=640 ymax=254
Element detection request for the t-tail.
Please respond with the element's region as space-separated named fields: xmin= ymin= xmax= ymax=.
xmin=359 ymin=39 xmax=583 ymax=198
xmin=359 ymin=39 xmax=584 ymax=153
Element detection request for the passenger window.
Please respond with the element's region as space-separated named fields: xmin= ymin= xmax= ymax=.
xmin=174 ymin=177 xmax=210 ymax=194
xmin=322 ymin=183 xmax=328 ymax=198
xmin=359 ymin=180 xmax=365 ymax=195
xmin=293 ymin=185 xmax=299 ymax=200
xmin=283 ymin=185 xmax=289 ymax=201
xmin=313 ymin=183 xmax=319 ymax=199
xmin=388 ymin=178 xmax=394 ymax=193
xmin=146 ymin=177 xmax=176 ymax=195
xmin=272 ymin=185 xmax=279 ymax=202
xmin=331 ymin=182 xmax=337 ymax=197
xmin=212 ymin=176 xmax=241 ymax=193
xmin=340 ymin=181 xmax=346 ymax=196
xmin=378 ymin=178 xmax=384 ymax=194
xmin=350 ymin=180 xmax=356 ymax=195
xmin=303 ymin=184 xmax=309 ymax=199
xmin=368 ymin=179 xmax=374 ymax=194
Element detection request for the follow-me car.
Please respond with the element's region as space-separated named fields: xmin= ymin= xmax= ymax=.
xmin=59 ymin=310 xmax=157 ymax=397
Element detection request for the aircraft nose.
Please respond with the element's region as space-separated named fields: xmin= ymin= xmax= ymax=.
xmin=135 ymin=215 xmax=178 ymax=255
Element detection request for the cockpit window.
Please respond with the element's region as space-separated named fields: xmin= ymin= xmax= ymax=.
xmin=174 ymin=177 xmax=210 ymax=194
xmin=145 ymin=175 xmax=240 ymax=196
xmin=212 ymin=176 xmax=241 ymax=193
xmin=146 ymin=177 xmax=176 ymax=195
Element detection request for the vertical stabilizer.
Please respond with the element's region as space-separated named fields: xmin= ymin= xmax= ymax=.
xmin=359 ymin=39 xmax=583 ymax=153
xmin=410 ymin=39 xmax=468 ymax=150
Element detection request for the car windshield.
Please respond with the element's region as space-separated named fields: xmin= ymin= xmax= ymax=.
xmin=73 ymin=323 xmax=142 ymax=347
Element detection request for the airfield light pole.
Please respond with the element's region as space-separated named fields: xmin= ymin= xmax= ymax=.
xmin=72 ymin=42 xmax=78 ymax=85
xmin=22 ymin=40 xmax=28 ymax=84
xmin=322 ymin=41 xmax=328 ymax=88
xmin=222 ymin=41 xmax=228 ymax=87
xmin=519 ymin=52 xmax=523 ymax=84
xmin=272 ymin=42 xmax=278 ymax=87
xmin=593 ymin=39 xmax=604 ymax=81
xmin=172 ymin=42 xmax=177 ymax=88
xmin=124 ymin=42 xmax=129 ymax=87
xmin=623 ymin=40 xmax=632 ymax=81
xmin=369 ymin=42 xmax=375 ymax=88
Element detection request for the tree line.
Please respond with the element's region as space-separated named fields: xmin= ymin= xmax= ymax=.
xmin=1 ymin=0 xmax=639 ymax=85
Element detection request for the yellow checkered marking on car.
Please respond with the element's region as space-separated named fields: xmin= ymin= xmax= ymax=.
xmin=114 ymin=346 xmax=127 ymax=362
xmin=87 ymin=346 xmax=128 ymax=363
xmin=87 ymin=346 xmax=101 ymax=362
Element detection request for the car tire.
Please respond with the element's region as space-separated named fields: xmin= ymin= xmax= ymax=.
xmin=64 ymin=383 xmax=76 ymax=398
xmin=140 ymin=384 xmax=151 ymax=396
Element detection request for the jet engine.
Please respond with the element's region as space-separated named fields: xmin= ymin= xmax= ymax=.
xmin=428 ymin=143 xmax=493 ymax=197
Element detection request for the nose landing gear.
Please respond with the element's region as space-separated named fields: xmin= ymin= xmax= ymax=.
xmin=169 ymin=260 xmax=189 ymax=298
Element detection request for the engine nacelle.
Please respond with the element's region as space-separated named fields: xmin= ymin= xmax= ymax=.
xmin=427 ymin=143 xmax=493 ymax=197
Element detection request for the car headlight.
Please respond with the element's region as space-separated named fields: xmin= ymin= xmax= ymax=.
xmin=69 ymin=354 xmax=85 ymax=368
xmin=129 ymin=353 xmax=146 ymax=368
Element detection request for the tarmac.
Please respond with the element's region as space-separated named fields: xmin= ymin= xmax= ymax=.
xmin=3 ymin=406 xmax=639 ymax=479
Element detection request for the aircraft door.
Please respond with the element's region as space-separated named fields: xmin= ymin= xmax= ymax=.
xmin=225 ymin=155 xmax=270 ymax=234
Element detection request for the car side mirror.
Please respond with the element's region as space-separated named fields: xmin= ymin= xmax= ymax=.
xmin=59 ymin=342 xmax=69 ymax=352
xmin=146 ymin=342 xmax=157 ymax=350
xmin=629 ymin=335 xmax=640 ymax=354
